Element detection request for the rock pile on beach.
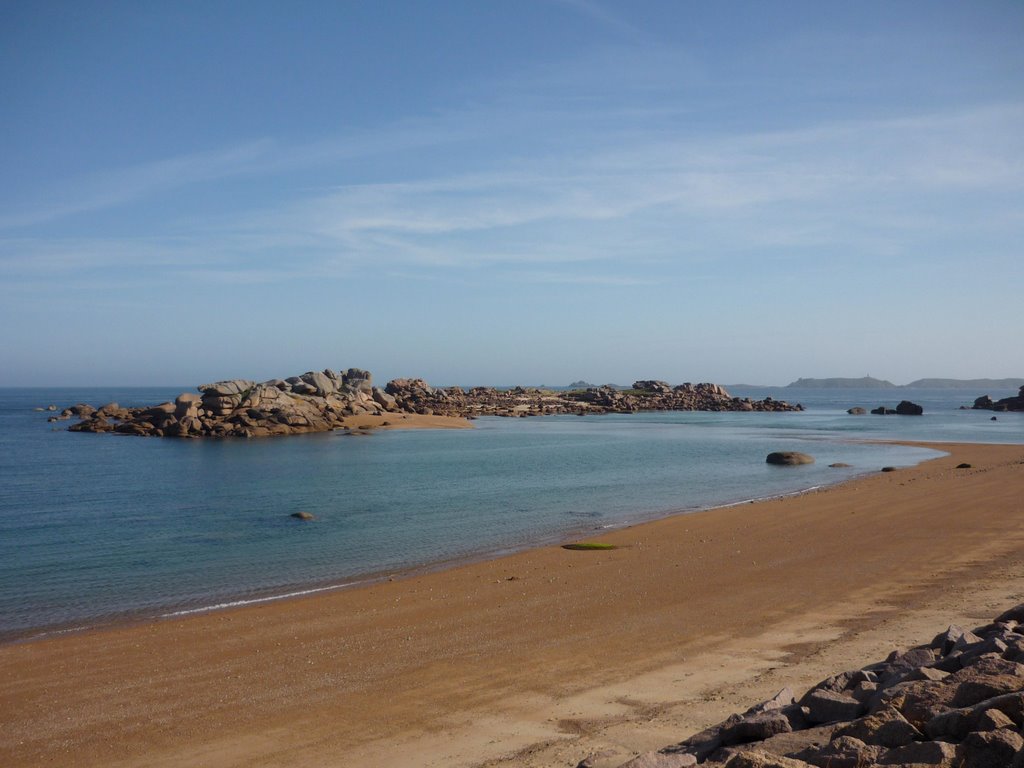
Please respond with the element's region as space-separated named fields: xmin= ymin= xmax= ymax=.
xmin=58 ymin=370 xmax=802 ymax=438
xmin=607 ymin=603 xmax=1024 ymax=768
xmin=973 ymin=386 xmax=1024 ymax=412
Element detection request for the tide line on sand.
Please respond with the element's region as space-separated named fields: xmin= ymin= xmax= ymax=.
xmin=159 ymin=580 xmax=367 ymax=618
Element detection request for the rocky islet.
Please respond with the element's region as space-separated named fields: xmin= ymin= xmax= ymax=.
xmin=971 ymin=386 xmax=1024 ymax=412
xmin=56 ymin=370 xmax=803 ymax=438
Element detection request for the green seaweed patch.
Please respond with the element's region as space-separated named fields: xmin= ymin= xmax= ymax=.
xmin=562 ymin=541 xmax=617 ymax=551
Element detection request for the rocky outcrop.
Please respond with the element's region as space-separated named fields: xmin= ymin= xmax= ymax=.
xmin=609 ymin=603 xmax=1024 ymax=768
xmin=381 ymin=379 xmax=801 ymax=418
xmin=67 ymin=368 xmax=388 ymax=438
xmin=63 ymin=369 xmax=803 ymax=438
xmin=973 ymin=386 xmax=1024 ymax=412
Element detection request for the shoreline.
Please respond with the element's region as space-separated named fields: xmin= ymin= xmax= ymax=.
xmin=2 ymin=441 xmax=1023 ymax=768
xmin=1 ymin=438 xmax=943 ymax=646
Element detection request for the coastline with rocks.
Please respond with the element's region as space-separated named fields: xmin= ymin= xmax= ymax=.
xmin=614 ymin=603 xmax=1024 ymax=767
xmin=3 ymin=441 xmax=1023 ymax=768
xmin=53 ymin=368 xmax=802 ymax=438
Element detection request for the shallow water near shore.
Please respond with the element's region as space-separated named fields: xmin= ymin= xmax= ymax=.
xmin=1 ymin=385 xmax=1020 ymax=640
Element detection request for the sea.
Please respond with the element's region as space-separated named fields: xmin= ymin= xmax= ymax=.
xmin=1 ymin=385 xmax=1021 ymax=642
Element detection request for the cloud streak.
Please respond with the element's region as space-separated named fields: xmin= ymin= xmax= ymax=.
xmin=3 ymin=97 xmax=1021 ymax=290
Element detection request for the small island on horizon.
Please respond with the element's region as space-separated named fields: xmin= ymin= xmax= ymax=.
xmin=782 ymin=376 xmax=1024 ymax=390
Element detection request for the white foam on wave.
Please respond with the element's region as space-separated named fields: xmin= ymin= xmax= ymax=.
xmin=159 ymin=580 xmax=367 ymax=618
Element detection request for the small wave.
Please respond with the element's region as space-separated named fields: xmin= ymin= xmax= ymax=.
xmin=716 ymin=484 xmax=824 ymax=509
xmin=159 ymin=580 xmax=366 ymax=618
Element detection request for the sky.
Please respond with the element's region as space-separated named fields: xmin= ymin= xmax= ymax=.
xmin=2 ymin=1 xmax=1022 ymax=387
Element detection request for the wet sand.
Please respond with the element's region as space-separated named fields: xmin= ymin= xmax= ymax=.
xmin=1 ymin=441 xmax=1022 ymax=768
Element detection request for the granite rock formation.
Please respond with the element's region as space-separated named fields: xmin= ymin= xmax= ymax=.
xmin=67 ymin=368 xmax=384 ymax=438
xmin=62 ymin=370 xmax=803 ymax=438
xmin=601 ymin=603 xmax=1024 ymax=768
xmin=382 ymin=379 xmax=801 ymax=418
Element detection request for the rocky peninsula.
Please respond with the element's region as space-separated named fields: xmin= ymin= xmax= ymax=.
xmin=56 ymin=368 xmax=802 ymax=438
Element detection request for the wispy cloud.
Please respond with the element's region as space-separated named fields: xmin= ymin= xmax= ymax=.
xmin=0 ymin=141 xmax=278 ymax=229
xmin=3 ymin=97 xmax=1021 ymax=290
xmin=550 ymin=0 xmax=649 ymax=43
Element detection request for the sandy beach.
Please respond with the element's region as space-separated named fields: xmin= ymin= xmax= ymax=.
xmin=2 ymin=441 xmax=1022 ymax=768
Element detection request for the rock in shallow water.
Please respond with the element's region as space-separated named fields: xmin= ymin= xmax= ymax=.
xmin=766 ymin=452 xmax=815 ymax=466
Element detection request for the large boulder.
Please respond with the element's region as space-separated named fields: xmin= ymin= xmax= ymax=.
xmin=372 ymin=387 xmax=397 ymax=410
xmin=895 ymin=400 xmax=924 ymax=415
xmin=766 ymin=452 xmax=815 ymax=466
xmin=633 ymin=380 xmax=673 ymax=394
xmin=300 ymin=370 xmax=337 ymax=397
xmin=198 ymin=379 xmax=254 ymax=397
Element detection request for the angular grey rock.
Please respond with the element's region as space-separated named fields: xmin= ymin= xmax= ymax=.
xmin=633 ymin=380 xmax=673 ymax=394
xmin=802 ymin=690 xmax=863 ymax=724
xmin=197 ymin=379 xmax=253 ymax=396
xmin=722 ymin=712 xmax=793 ymax=745
xmin=932 ymin=624 xmax=974 ymax=655
xmin=957 ymin=728 xmax=1024 ymax=768
xmin=952 ymin=671 xmax=1020 ymax=707
xmin=722 ymin=750 xmax=813 ymax=768
xmin=372 ymin=387 xmax=397 ymax=410
xmin=749 ymin=688 xmax=798 ymax=715
xmin=973 ymin=706 xmax=1015 ymax=731
xmin=876 ymin=739 xmax=958 ymax=765
xmin=738 ymin=724 xmax=836 ymax=760
xmin=789 ymin=735 xmax=884 ymax=768
xmin=925 ymin=692 xmax=1024 ymax=740
xmin=616 ymin=753 xmax=697 ymax=768
xmin=833 ymin=706 xmax=922 ymax=748
xmin=995 ymin=604 xmax=1024 ymax=624
xmin=300 ymin=370 xmax=337 ymax=397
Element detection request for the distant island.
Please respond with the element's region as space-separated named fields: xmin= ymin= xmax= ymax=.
xmin=785 ymin=376 xmax=1024 ymax=390
xmin=787 ymin=376 xmax=896 ymax=389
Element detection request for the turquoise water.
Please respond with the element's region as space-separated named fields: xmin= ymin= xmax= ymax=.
xmin=0 ymin=386 xmax=1020 ymax=640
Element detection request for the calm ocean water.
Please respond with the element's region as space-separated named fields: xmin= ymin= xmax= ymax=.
xmin=1 ymin=385 xmax=1020 ymax=641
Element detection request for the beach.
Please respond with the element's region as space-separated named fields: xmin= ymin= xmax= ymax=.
xmin=2 ymin=441 xmax=1023 ymax=767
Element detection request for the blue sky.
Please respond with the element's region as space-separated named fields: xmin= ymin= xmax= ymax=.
xmin=2 ymin=1 xmax=1022 ymax=386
